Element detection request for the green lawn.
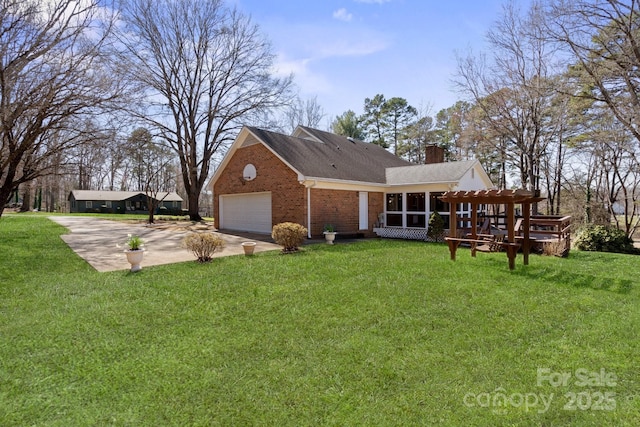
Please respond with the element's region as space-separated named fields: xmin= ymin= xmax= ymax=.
xmin=1 ymin=215 xmax=638 ymax=426
xmin=12 ymin=210 xmax=214 ymax=222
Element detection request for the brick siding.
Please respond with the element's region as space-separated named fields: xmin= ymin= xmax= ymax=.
xmin=213 ymin=143 xmax=306 ymax=230
xmin=213 ymin=142 xmax=384 ymax=237
xmin=309 ymin=189 xmax=383 ymax=237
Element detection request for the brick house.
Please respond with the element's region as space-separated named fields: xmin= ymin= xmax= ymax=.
xmin=208 ymin=126 xmax=492 ymax=238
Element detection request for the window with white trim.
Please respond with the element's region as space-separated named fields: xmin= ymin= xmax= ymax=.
xmin=385 ymin=193 xmax=403 ymax=227
xmin=406 ymin=192 xmax=426 ymax=228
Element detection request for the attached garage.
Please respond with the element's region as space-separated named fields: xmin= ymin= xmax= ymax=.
xmin=219 ymin=192 xmax=272 ymax=233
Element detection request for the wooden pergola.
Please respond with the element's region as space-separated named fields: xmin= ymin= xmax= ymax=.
xmin=440 ymin=189 xmax=545 ymax=270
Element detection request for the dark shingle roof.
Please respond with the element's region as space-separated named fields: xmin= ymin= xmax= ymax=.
xmin=69 ymin=190 xmax=183 ymax=202
xmin=246 ymin=126 xmax=413 ymax=183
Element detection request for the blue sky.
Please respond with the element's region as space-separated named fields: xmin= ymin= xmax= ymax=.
xmin=232 ymin=0 xmax=511 ymax=123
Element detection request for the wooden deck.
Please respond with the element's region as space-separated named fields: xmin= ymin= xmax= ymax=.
xmin=372 ymin=212 xmax=572 ymax=262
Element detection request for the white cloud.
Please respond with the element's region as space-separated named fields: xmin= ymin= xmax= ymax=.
xmin=333 ymin=8 xmax=353 ymax=22
xmin=285 ymin=23 xmax=390 ymax=59
xmin=264 ymin=21 xmax=391 ymax=100
xmin=314 ymin=36 xmax=388 ymax=58
xmin=271 ymin=53 xmax=333 ymax=94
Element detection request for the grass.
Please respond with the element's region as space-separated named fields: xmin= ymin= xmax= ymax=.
xmin=1 ymin=215 xmax=639 ymax=426
xmin=5 ymin=210 xmax=214 ymax=222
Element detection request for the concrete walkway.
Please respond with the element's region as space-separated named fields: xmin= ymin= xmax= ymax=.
xmin=49 ymin=216 xmax=281 ymax=272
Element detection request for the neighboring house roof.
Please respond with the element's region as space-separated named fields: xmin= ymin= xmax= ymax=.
xmin=69 ymin=190 xmax=183 ymax=202
xmin=246 ymin=126 xmax=412 ymax=183
xmin=386 ymin=160 xmax=479 ymax=185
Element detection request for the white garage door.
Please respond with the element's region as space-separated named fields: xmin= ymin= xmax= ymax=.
xmin=220 ymin=192 xmax=272 ymax=233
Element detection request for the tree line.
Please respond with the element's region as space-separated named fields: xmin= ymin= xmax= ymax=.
xmin=331 ymin=0 xmax=640 ymax=237
xmin=0 ymin=0 xmax=294 ymax=220
xmin=1 ymin=0 xmax=639 ymax=237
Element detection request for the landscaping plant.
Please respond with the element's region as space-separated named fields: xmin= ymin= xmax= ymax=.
xmin=183 ymin=232 xmax=225 ymax=262
xmin=271 ymin=222 xmax=307 ymax=253
xmin=126 ymin=234 xmax=143 ymax=251
xmin=427 ymin=211 xmax=445 ymax=242
xmin=573 ymin=224 xmax=638 ymax=254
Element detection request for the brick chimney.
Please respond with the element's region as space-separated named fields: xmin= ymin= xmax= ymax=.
xmin=425 ymin=144 xmax=445 ymax=164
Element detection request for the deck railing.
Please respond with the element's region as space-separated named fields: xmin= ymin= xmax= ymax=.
xmin=529 ymin=215 xmax=572 ymax=242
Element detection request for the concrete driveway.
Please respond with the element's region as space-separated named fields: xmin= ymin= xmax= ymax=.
xmin=49 ymin=216 xmax=280 ymax=272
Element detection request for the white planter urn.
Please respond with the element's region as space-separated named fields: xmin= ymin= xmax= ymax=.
xmin=124 ymin=249 xmax=145 ymax=272
xmin=323 ymin=231 xmax=337 ymax=244
xmin=242 ymin=241 xmax=256 ymax=255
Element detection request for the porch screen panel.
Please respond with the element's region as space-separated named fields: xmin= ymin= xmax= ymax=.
xmin=406 ymin=193 xmax=426 ymax=228
xmin=386 ymin=193 xmax=402 ymax=227
xmin=429 ymin=192 xmax=449 ymax=225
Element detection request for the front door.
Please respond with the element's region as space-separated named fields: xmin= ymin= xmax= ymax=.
xmin=359 ymin=192 xmax=368 ymax=230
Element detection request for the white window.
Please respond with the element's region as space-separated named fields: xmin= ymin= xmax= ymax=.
xmin=385 ymin=192 xmax=429 ymax=229
xmin=86 ymin=201 xmax=92 ymax=209
xmin=385 ymin=193 xmax=403 ymax=227
xmin=406 ymin=193 xmax=426 ymax=228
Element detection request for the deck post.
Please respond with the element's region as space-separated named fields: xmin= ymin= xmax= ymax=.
xmin=522 ymin=202 xmax=531 ymax=265
xmin=447 ymin=239 xmax=460 ymax=261
xmin=506 ymin=202 xmax=515 ymax=244
xmin=506 ymin=244 xmax=518 ymax=270
xmin=471 ymin=202 xmax=478 ymax=239
xmin=447 ymin=198 xmax=458 ymax=260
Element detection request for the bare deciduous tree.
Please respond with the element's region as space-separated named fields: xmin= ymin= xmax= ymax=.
xmin=455 ymin=1 xmax=557 ymax=194
xmin=281 ymin=96 xmax=326 ymax=134
xmin=117 ymin=0 xmax=293 ymax=221
xmin=548 ymin=0 xmax=640 ymax=231
xmin=0 ymin=0 xmax=121 ymax=217
xmin=548 ymin=0 xmax=640 ymax=144
xmin=124 ymin=127 xmax=177 ymax=223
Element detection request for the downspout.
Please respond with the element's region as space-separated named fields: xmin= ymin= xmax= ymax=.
xmin=304 ymin=180 xmax=317 ymax=238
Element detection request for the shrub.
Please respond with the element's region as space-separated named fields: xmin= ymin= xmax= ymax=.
xmin=272 ymin=222 xmax=307 ymax=253
xmin=573 ymin=224 xmax=637 ymax=254
xmin=542 ymin=240 xmax=570 ymax=257
xmin=183 ymin=232 xmax=225 ymax=262
xmin=427 ymin=212 xmax=445 ymax=242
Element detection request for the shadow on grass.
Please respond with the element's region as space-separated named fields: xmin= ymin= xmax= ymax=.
xmin=511 ymin=262 xmax=634 ymax=294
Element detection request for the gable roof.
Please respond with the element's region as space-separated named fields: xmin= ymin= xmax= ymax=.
xmin=386 ymin=160 xmax=479 ymax=185
xmin=69 ymin=190 xmax=183 ymax=202
xmin=246 ymin=126 xmax=413 ymax=183
xmin=209 ymin=125 xmax=493 ymax=191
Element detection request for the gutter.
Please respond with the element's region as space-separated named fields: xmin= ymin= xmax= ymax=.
xmin=301 ymin=179 xmax=317 ymax=238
